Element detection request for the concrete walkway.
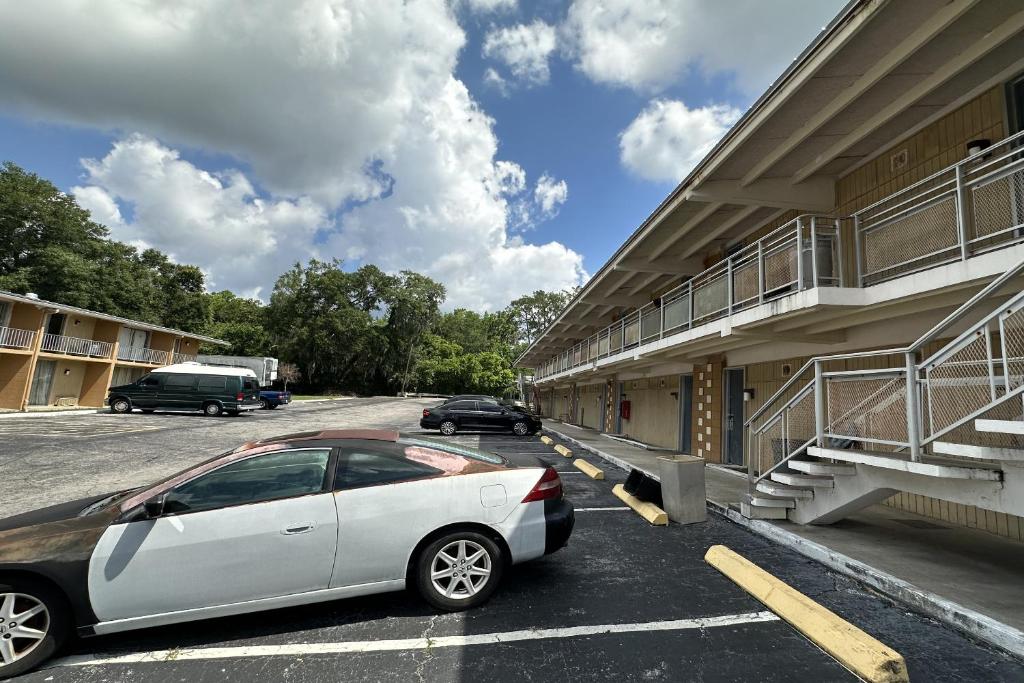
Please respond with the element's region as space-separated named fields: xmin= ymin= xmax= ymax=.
xmin=544 ymin=421 xmax=1024 ymax=658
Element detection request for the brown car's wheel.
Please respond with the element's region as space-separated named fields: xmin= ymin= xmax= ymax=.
xmin=0 ymin=579 xmax=70 ymax=678
xmin=416 ymin=531 xmax=503 ymax=611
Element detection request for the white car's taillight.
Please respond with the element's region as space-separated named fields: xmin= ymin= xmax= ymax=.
xmin=522 ymin=467 xmax=562 ymax=502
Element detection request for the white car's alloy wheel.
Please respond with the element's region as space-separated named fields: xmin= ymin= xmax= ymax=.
xmin=0 ymin=593 xmax=49 ymax=668
xmin=429 ymin=540 xmax=491 ymax=600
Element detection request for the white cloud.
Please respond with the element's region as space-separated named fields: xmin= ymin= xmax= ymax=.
xmin=619 ymin=100 xmax=741 ymax=183
xmin=564 ymin=0 xmax=844 ymax=94
xmin=483 ymin=67 xmax=510 ymax=96
xmin=456 ymin=0 xmax=516 ymax=13
xmin=0 ymin=0 xmax=584 ymax=310
xmin=483 ymin=20 xmax=557 ymax=86
xmin=73 ymin=135 xmax=327 ymax=298
xmin=534 ymin=174 xmax=568 ymax=218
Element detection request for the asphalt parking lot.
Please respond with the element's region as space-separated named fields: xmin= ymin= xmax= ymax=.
xmin=2 ymin=398 xmax=1022 ymax=681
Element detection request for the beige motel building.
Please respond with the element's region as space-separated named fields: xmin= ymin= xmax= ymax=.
xmin=518 ymin=0 xmax=1024 ymax=541
xmin=0 ymin=290 xmax=225 ymax=412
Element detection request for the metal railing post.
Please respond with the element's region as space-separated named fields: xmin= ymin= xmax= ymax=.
xmin=660 ymin=302 xmax=665 ymax=339
xmin=757 ymin=240 xmax=765 ymax=304
xmin=834 ymin=218 xmax=844 ymax=287
xmin=726 ymin=258 xmax=734 ymax=315
xmin=814 ymin=360 xmax=826 ymax=447
xmin=984 ymin=324 xmax=997 ymax=402
xmin=810 ymin=216 xmax=819 ymax=287
xmin=905 ymin=350 xmax=922 ymax=461
xmin=796 ymin=217 xmax=805 ymax=290
xmin=954 ymin=163 xmax=970 ymax=262
xmin=687 ymin=281 xmax=694 ymax=329
xmin=853 ymin=214 xmax=863 ymax=287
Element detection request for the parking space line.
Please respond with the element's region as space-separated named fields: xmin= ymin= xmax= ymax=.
xmin=575 ymin=506 xmax=630 ymax=512
xmin=54 ymin=611 xmax=779 ymax=667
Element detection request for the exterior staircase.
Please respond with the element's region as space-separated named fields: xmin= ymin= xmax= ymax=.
xmin=743 ymin=260 xmax=1024 ymax=524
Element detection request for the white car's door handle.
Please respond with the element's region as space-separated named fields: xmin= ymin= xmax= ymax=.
xmin=282 ymin=521 xmax=316 ymax=535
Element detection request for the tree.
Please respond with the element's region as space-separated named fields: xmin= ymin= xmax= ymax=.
xmin=202 ymin=291 xmax=271 ymax=356
xmin=278 ymin=362 xmax=301 ymax=391
xmin=506 ymin=289 xmax=576 ymax=349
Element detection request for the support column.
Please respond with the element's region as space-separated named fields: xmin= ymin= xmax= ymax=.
xmin=693 ymin=356 xmax=724 ymax=463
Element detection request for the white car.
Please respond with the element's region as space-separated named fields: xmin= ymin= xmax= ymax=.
xmin=0 ymin=430 xmax=575 ymax=678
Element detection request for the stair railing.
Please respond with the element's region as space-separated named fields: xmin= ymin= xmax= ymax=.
xmin=746 ymin=255 xmax=1024 ymax=490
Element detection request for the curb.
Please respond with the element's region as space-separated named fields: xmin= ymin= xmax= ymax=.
xmin=705 ymin=545 xmax=908 ymax=683
xmin=542 ymin=425 xmax=1024 ymax=660
xmin=0 ymin=409 xmax=106 ymax=419
xmin=573 ymin=459 xmax=604 ymax=480
xmin=612 ymin=484 xmax=668 ymax=525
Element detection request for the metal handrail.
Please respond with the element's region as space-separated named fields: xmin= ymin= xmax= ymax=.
xmin=118 ymin=346 xmax=171 ymax=365
xmin=40 ymin=333 xmax=113 ymax=359
xmin=0 ymin=326 xmax=36 ymax=349
xmin=536 ymin=214 xmax=840 ymax=379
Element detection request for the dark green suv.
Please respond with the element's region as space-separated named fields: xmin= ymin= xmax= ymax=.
xmin=107 ymin=366 xmax=262 ymax=416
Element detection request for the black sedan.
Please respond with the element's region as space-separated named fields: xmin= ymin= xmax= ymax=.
xmin=421 ymin=400 xmax=542 ymax=436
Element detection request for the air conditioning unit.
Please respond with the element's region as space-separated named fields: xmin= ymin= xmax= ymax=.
xmin=55 ymin=396 xmax=78 ymax=407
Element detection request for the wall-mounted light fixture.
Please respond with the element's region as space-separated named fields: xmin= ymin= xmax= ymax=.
xmin=743 ymin=389 xmax=755 ymax=402
xmin=63 ymin=369 xmax=71 ymax=376
xmin=967 ymin=139 xmax=991 ymax=158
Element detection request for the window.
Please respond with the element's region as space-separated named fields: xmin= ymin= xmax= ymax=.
xmin=243 ymin=378 xmax=259 ymax=392
xmin=139 ymin=375 xmax=161 ymax=388
xmin=478 ymin=402 xmax=502 ymax=413
xmin=400 ymin=438 xmax=504 ymax=465
xmin=445 ymin=400 xmax=475 ymax=410
xmin=163 ymin=448 xmax=331 ymax=514
xmin=198 ymin=376 xmax=227 ymax=390
xmin=0 ymin=302 xmax=10 ymax=328
xmin=164 ymin=374 xmax=195 ymax=388
xmin=334 ymin=448 xmax=442 ymax=490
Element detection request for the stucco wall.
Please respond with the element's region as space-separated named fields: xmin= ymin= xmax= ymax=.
xmin=619 ymin=374 xmax=680 ymax=450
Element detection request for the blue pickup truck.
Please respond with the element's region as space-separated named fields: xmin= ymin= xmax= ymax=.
xmin=258 ymin=389 xmax=291 ymax=409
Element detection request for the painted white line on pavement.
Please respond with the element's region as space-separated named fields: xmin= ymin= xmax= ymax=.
xmin=574 ymin=506 xmax=630 ymax=512
xmin=55 ymin=611 xmax=779 ymax=667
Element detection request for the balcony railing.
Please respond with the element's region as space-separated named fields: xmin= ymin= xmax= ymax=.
xmin=854 ymin=130 xmax=1024 ymax=285
xmin=118 ymin=346 xmax=171 ymax=365
xmin=535 ymin=215 xmax=842 ymax=379
xmin=0 ymin=326 xmax=36 ymax=350
xmin=173 ymin=353 xmax=198 ymax=364
xmin=534 ymin=131 xmax=1024 ymax=381
xmin=41 ymin=333 xmax=113 ymax=359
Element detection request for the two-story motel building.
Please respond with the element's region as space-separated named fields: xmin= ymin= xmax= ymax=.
xmin=517 ymin=0 xmax=1024 ymax=541
xmin=0 ymin=291 xmax=225 ymax=411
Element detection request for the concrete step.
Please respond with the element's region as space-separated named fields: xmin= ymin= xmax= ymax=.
xmin=789 ymin=459 xmax=857 ymax=476
xmin=756 ymin=479 xmax=814 ymax=499
xmin=807 ymin=446 xmax=1002 ymax=481
xmin=741 ymin=500 xmax=788 ymax=520
xmin=975 ymin=419 xmax=1024 ymax=435
xmin=771 ymin=471 xmax=834 ymax=488
xmin=932 ymin=441 xmax=1024 ymax=461
xmin=746 ymin=492 xmax=796 ymax=509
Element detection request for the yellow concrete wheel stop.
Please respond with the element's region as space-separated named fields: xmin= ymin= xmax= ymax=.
xmin=573 ymin=459 xmax=604 ymax=480
xmin=612 ymin=484 xmax=668 ymax=525
xmin=704 ymin=545 xmax=908 ymax=683
xmin=554 ymin=444 xmax=572 ymax=457
xmin=540 ymin=435 xmax=553 ymax=445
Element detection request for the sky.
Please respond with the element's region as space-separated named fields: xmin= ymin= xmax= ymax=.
xmin=0 ymin=0 xmax=846 ymax=311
